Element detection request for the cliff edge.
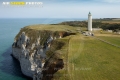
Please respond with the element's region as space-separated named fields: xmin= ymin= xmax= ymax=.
xmin=12 ymin=24 xmax=75 ymax=80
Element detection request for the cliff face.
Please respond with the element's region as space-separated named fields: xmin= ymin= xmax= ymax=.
xmin=12 ymin=25 xmax=74 ymax=80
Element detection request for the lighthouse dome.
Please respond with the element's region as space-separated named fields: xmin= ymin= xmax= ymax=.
xmin=88 ymin=12 xmax=92 ymax=16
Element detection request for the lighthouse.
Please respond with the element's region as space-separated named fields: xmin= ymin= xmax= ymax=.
xmin=88 ymin=12 xmax=92 ymax=31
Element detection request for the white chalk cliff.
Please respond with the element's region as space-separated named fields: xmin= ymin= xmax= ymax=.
xmin=11 ymin=24 xmax=75 ymax=80
xmin=12 ymin=27 xmax=68 ymax=80
xmin=12 ymin=31 xmax=55 ymax=80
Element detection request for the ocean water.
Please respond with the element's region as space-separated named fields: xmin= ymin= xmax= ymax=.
xmin=0 ymin=18 xmax=86 ymax=80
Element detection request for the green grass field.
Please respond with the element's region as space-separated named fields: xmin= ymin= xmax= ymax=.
xmin=94 ymin=32 xmax=120 ymax=46
xmin=26 ymin=24 xmax=76 ymax=31
xmin=53 ymin=32 xmax=120 ymax=80
xmin=67 ymin=34 xmax=120 ymax=80
xmin=97 ymin=36 xmax=120 ymax=46
xmin=93 ymin=19 xmax=120 ymax=24
xmin=102 ymin=21 xmax=120 ymax=24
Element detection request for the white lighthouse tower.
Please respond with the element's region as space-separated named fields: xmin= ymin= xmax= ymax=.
xmin=88 ymin=12 xmax=92 ymax=31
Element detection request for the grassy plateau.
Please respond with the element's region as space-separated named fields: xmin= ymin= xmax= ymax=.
xmin=18 ymin=24 xmax=120 ymax=80
xmin=66 ymin=34 xmax=120 ymax=80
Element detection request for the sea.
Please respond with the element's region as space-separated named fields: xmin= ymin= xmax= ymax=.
xmin=0 ymin=18 xmax=86 ymax=80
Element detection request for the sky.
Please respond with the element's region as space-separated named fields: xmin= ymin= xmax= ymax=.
xmin=0 ymin=0 xmax=120 ymax=18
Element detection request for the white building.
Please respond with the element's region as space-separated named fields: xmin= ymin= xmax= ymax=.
xmin=88 ymin=12 xmax=92 ymax=31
